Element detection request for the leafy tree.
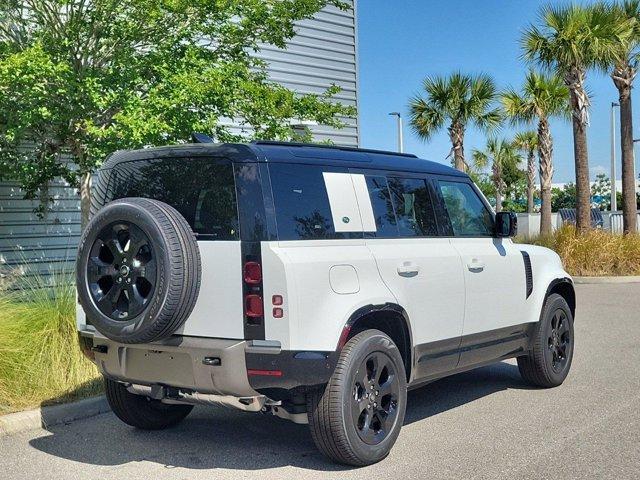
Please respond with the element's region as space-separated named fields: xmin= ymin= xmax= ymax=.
xmin=502 ymin=71 xmax=569 ymax=235
xmin=512 ymin=131 xmax=538 ymax=214
xmin=472 ymin=138 xmax=522 ymax=212
xmin=600 ymin=0 xmax=639 ymax=233
xmin=551 ymin=182 xmax=577 ymax=211
xmin=468 ymin=170 xmax=496 ymax=202
xmin=591 ymin=173 xmax=611 ymax=210
xmin=0 ymin=0 xmax=353 ymax=227
xmin=522 ymin=3 xmax=625 ymax=233
xmin=408 ymin=72 xmax=502 ymax=172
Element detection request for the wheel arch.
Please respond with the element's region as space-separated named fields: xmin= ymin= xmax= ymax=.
xmin=338 ymin=303 xmax=413 ymax=382
xmin=545 ymin=278 xmax=576 ymax=319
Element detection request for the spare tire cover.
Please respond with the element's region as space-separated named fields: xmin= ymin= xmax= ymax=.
xmin=76 ymin=198 xmax=201 ymax=344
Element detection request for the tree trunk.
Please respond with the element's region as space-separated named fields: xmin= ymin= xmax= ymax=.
xmin=526 ymin=148 xmax=536 ymax=214
xmin=537 ymin=117 xmax=554 ymax=236
xmin=448 ymin=122 xmax=467 ymax=172
xmin=613 ymin=66 xmax=638 ymax=235
xmin=566 ymin=70 xmax=591 ymax=234
xmin=492 ymin=161 xmax=503 ymax=212
xmin=80 ymin=172 xmax=91 ymax=230
xmin=495 ymin=189 xmax=503 ymax=213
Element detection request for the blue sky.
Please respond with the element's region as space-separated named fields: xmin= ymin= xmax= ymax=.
xmin=357 ymin=0 xmax=638 ymax=183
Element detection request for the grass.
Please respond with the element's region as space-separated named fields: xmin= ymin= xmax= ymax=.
xmin=516 ymin=225 xmax=640 ymax=277
xmin=0 ymin=268 xmax=101 ymax=415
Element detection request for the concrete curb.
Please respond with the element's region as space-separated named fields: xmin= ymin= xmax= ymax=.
xmin=573 ymin=276 xmax=640 ymax=284
xmin=0 ymin=396 xmax=110 ymax=437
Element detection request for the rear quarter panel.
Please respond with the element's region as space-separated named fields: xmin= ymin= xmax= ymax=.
xmin=261 ymin=239 xmax=397 ymax=351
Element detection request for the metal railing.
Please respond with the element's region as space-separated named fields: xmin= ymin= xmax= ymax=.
xmin=609 ymin=212 xmax=640 ymax=234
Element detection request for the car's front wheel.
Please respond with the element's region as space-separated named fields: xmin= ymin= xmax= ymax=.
xmin=518 ymin=293 xmax=575 ymax=388
xmin=307 ymin=329 xmax=407 ymax=466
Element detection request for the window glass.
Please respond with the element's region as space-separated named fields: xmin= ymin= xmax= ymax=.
xmin=108 ymin=158 xmax=239 ymax=240
xmin=270 ymin=164 xmax=356 ymax=240
xmin=364 ymin=176 xmax=398 ymax=237
xmin=388 ymin=177 xmax=438 ymax=237
xmin=438 ymin=181 xmax=494 ymax=236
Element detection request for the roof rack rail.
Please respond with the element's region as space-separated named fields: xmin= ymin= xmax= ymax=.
xmin=251 ymin=140 xmax=418 ymax=158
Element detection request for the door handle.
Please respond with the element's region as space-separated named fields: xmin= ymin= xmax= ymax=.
xmin=467 ymin=258 xmax=485 ymax=272
xmin=397 ymin=262 xmax=420 ymax=277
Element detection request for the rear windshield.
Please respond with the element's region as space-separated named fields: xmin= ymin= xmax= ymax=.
xmin=105 ymin=157 xmax=239 ymax=240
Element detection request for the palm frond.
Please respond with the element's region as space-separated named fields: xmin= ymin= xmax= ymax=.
xmin=408 ymin=71 xmax=501 ymax=142
xmin=408 ymin=95 xmax=445 ymax=141
xmin=472 ymin=149 xmax=489 ymax=170
xmin=513 ymin=130 xmax=538 ymax=151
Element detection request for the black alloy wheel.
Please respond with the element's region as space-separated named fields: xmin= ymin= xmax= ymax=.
xmin=88 ymin=222 xmax=155 ymax=321
xmin=517 ymin=293 xmax=574 ymax=388
xmin=307 ymin=329 xmax=407 ymax=466
xmin=351 ymin=351 xmax=401 ymax=445
xmin=547 ymin=308 xmax=570 ymax=373
xmin=77 ymin=198 xmax=201 ymax=344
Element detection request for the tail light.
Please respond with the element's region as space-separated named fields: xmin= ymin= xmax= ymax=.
xmin=245 ymin=294 xmax=264 ymax=317
xmin=243 ymin=260 xmax=264 ymax=326
xmin=243 ymin=261 xmax=262 ymax=284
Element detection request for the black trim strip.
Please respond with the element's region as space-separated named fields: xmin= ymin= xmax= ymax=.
xmin=413 ymin=322 xmax=536 ymax=384
xmin=521 ymin=251 xmax=534 ymax=298
xmin=241 ymin=241 xmax=265 ymax=340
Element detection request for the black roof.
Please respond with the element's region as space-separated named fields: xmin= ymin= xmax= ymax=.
xmin=102 ymin=141 xmax=466 ymax=177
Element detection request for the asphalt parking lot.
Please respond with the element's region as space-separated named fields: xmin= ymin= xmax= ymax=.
xmin=1 ymin=283 xmax=638 ymax=480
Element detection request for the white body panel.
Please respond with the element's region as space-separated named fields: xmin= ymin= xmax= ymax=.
xmin=262 ymin=239 xmax=395 ymax=351
xmin=76 ymin=241 xmax=244 ymax=339
xmin=450 ymin=237 xmax=527 ymax=335
xmin=365 ymin=238 xmax=465 ymax=346
xmin=518 ymin=244 xmax=572 ymax=324
xmin=175 ymin=241 xmax=244 ymax=338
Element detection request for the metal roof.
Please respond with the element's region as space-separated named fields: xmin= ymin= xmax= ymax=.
xmin=103 ymin=141 xmax=466 ymax=178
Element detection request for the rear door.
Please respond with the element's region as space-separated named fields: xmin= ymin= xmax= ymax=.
xmin=356 ymin=171 xmax=466 ymax=380
xmin=434 ymin=179 xmax=527 ymax=367
xmin=105 ymin=156 xmax=245 ymax=339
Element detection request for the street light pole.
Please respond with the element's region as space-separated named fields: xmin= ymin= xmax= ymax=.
xmin=388 ymin=112 xmax=404 ymax=153
xmin=611 ymin=102 xmax=619 ymax=211
xmin=633 ymin=138 xmax=640 ymax=197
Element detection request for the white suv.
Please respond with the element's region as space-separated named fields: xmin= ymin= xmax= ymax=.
xmin=76 ymin=141 xmax=575 ymax=466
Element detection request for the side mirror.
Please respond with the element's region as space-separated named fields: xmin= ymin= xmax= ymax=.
xmin=495 ymin=212 xmax=518 ymax=237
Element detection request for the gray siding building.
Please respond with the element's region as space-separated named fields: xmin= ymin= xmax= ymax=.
xmin=0 ymin=1 xmax=359 ymax=281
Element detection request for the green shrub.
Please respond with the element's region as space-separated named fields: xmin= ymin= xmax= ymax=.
xmin=517 ymin=225 xmax=640 ymax=276
xmin=0 ymin=269 xmax=101 ymax=414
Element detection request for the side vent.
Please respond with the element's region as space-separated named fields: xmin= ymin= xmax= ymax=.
xmin=520 ymin=251 xmax=533 ymax=299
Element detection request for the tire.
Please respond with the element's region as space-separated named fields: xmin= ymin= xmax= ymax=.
xmin=307 ymin=330 xmax=407 ymax=466
xmin=105 ymin=377 xmax=193 ymax=430
xmin=76 ymin=198 xmax=201 ymax=344
xmin=518 ymin=293 xmax=575 ymax=388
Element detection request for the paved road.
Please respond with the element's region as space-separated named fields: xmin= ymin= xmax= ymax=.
xmin=1 ymin=283 xmax=639 ymax=479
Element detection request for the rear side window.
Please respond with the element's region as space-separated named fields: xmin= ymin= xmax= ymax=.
xmin=107 ymin=158 xmax=239 ymax=240
xmin=437 ymin=180 xmax=494 ymax=236
xmin=388 ymin=177 xmax=438 ymax=237
xmin=364 ymin=176 xmax=398 ymax=237
xmin=269 ymin=164 xmax=360 ymax=240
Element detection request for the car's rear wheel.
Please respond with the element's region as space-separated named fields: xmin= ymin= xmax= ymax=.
xmin=518 ymin=293 xmax=575 ymax=388
xmin=105 ymin=378 xmax=193 ymax=430
xmin=307 ymin=330 xmax=407 ymax=466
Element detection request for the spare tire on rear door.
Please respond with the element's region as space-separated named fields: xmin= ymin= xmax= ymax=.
xmin=76 ymin=198 xmax=201 ymax=344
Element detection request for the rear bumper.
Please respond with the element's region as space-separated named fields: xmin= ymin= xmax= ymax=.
xmin=78 ymin=329 xmax=337 ymax=400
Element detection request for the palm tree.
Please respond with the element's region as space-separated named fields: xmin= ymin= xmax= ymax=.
xmin=472 ymin=138 xmax=521 ymax=213
xmin=409 ymin=72 xmax=502 ymax=172
xmin=502 ymin=71 xmax=569 ymax=235
xmin=522 ymin=3 xmax=624 ymax=233
xmin=601 ymin=1 xmax=639 ymax=234
xmin=513 ymin=131 xmax=538 ymax=214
